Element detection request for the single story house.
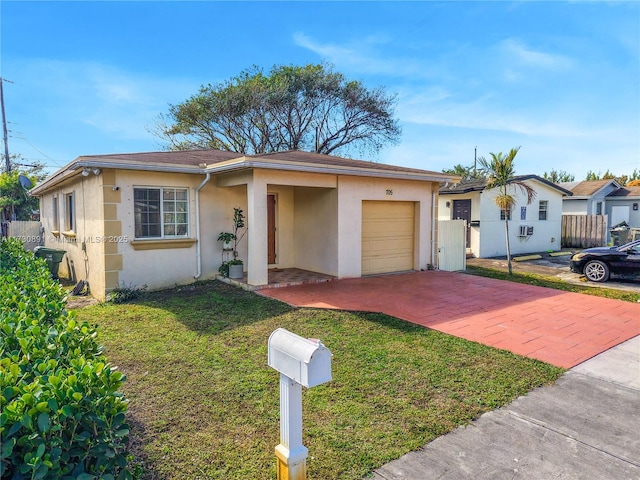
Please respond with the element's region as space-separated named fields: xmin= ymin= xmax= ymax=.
xmin=606 ymin=186 xmax=640 ymax=228
xmin=558 ymin=180 xmax=640 ymax=231
xmin=438 ymin=175 xmax=572 ymax=258
xmin=31 ymin=149 xmax=458 ymax=300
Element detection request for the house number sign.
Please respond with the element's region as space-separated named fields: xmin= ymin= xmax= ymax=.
xmin=386 ymin=189 xmax=393 ymax=195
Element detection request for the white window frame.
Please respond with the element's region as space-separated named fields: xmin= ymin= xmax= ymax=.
xmin=134 ymin=186 xmax=189 ymax=239
xmin=539 ymin=200 xmax=548 ymax=221
xmin=64 ymin=192 xmax=75 ymax=232
xmin=52 ymin=195 xmax=59 ymax=231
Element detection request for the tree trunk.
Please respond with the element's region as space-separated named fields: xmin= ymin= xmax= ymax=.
xmin=505 ymin=219 xmax=512 ymax=275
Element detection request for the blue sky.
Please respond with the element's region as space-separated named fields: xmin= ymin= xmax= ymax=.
xmin=1 ymin=1 xmax=639 ymax=180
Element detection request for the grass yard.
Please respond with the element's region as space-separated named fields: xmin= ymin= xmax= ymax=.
xmin=76 ymin=281 xmax=564 ymax=480
xmin=466 ymin=265 xmax=640 ymax=303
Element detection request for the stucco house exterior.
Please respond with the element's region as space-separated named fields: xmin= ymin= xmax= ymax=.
xmin=31 ymin=149 xmax=457 ymax=300
xmin=606 ymin=186 xmax=640 ymax=228
xmin=438 ymin=175 xmax=572 ymax=258
xmin=558 ymin=180 xmax=640 ymax=230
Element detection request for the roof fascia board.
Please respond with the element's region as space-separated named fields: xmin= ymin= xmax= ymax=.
xmin=205 ymin=158 xmax=458 ymax=183
xmin=516 ymin=175 xmax=573 ymax=196
xmin=71 ymin=160 xmax=201 ymax=174
xmin=33 ymin=154 xmax=460 ymax=195
xmin=439 ymin=187 xmax=484 ymax=195
xmin=31 ymin=159 xmax=205 ymax=195
xmin=607 ymin=194 xmax=640 ymax=200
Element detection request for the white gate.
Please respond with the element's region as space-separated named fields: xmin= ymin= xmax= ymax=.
xmin=8 ymin=221 xmax=43 ymax=251
xmin=437 ymin=220 xmax=466 ymax=271
xmin=610 ymin=206 xmax=630 ymax=227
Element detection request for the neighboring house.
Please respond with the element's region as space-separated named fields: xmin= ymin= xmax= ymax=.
xmin=438 ymin=175 xmax=572 ymax=258
xmin=31 ymin=149 xmax=457 ymax=300
xmin=558 ymin=179 xmax=621 ymax=218
xmin=559 ymin=180 xmax=640 ymax=230
xmin=606 ymin=186 xmax=640 ymax=228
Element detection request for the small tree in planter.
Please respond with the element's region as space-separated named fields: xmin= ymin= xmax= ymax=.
xmin=217 ymin=232 xmax=235 ymax=251
xmin=219 ymin=207 xmax=247 ymax=278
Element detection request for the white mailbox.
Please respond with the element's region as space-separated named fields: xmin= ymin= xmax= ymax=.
xmin=268 ymin=328 xmax=332 ymax=388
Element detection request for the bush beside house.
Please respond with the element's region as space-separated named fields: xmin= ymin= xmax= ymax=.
xmin=0 ymin=239 xmax=132 ymax=479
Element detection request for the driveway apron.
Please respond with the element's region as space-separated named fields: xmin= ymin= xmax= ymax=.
xmin=259 ymin=271 xmax=640 ymax=368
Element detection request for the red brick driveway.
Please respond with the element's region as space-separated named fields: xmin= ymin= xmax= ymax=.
xmin=259 ymin=271 xmax=640 ymax=368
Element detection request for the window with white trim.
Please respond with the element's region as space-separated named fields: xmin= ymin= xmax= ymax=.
xmin=64 ymin=192 xmax=75 ymax=231
xmin=538 ymin=200 xmax=548 ymax=221
xmin=500 ymin=208 xmax=512 ymax=221
xmin=52 ymin=195 xmax=59 ymax=231
xmin=134 ymin=187 xmax=189 ymax=239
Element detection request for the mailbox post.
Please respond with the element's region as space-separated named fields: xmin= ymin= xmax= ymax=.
xmin=268 ymin=328 xmax=332 ymax=480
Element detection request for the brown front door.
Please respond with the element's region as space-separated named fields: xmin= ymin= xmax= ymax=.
xmin=452 ymin=199 xmax=471 ymax=247
xmin=267 ymin=194 xmax=276 ymax=264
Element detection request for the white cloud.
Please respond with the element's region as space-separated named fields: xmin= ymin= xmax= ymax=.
xmin=396 ymin=91 xmax=589 ymax=138
xmin=499 ymin=38 xmax=573 ymax=70
xmin=9 ymin=58 xmax=197 ymax=141
xmin=292 ymin=31 xmax=442 ymax=79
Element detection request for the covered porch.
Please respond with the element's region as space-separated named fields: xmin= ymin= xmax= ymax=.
xmin=216 ymin=267 xmax=336 ymax=291
xmin=214 ymin=167 xmax=342 ymax=288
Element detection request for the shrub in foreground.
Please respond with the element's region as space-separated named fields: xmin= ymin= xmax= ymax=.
xmin=0 ymin=239 xmax=131 ymax=479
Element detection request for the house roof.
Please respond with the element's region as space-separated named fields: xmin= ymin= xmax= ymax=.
xmin=558 ymin=179 xmax=621 ymax=197
xmin=606 ymin=186 xmax=640 ymax=198
xmin=31 ymin=149 xmax=459 ymax=195
xmin=439 ymin=175 xmax=573 ymax=196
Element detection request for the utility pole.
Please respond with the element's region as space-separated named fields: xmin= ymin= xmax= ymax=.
xmin=0 ymin=77 xmax=10 ymax=173
xmin=474 ymin=146 xmax=477 ymax=177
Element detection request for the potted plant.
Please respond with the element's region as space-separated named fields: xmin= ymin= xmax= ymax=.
xmin=217 ymin=232 xmax=235 ymax=251
xmin=219 ymin=207 xmax=247 ymax=279
xmin=228 ymin=208 xmax=246 ymax=279
xmin=227 ymin=259 xmax=244 ymax=279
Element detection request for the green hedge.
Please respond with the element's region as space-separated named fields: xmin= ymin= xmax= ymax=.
xmin=0 ymin=239 xmax=132 ymax=479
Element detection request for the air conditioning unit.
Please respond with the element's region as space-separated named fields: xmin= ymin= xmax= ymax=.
xmin=518 ymin=225 xmax=534 ymax=237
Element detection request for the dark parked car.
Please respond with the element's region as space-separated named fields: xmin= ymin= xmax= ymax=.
xmin=570 ymin=239 xmax=640 ymax=282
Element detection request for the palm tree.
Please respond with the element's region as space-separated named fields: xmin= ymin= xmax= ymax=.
xmin=478 ymin=147 xmax=536 ymax=274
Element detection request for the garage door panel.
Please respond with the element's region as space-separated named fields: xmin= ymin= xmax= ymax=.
xmin=363 ymin=237 xmax=414 ymax=254
xmin=363 ymin=219 xmax=414 ymax=237
xmin=362 ymin=201 xmax=415 ymax=275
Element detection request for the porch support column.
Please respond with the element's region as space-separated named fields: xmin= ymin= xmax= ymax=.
xmin=247 ymin=176 xmax=269 ymax=286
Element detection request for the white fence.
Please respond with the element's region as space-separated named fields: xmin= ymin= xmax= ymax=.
xmin=437 ymin=220 xmax=467 ymax=271
xmin=7 ymin=221 xmax=43 ymax=251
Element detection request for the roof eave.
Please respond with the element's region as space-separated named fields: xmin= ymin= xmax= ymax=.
xmin=30 ymin=158 xmax=205 ymax=195
xmin=31 ymin=155 xmax=460 ymax=195
xmin=204 ymin=158 xmax=459 ymax=183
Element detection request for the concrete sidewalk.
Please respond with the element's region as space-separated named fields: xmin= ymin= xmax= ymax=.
xmin=371 ymin=335 xmax=640 ymax=480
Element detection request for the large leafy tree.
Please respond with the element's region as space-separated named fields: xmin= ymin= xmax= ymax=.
xmin=585 ymin=169 xmax=639 ymax=186
xmin=154 ymin=64 xmax=401 ymax=157
xmin=543 ymin=169 xmax=575 ymax=183
xmin=442 ymin=163 xmax=486 ymax=180
xmin=1 ymin=155 xmax=45 ymax=222
xmin=478 ymin=147 xmax=536 ymax=275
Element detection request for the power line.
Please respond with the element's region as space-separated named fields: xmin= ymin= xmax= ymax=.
xmin=0 ymin=77 xmax=12 ymax=173
xmin=10 ymin=134 xmax=65 ymax=168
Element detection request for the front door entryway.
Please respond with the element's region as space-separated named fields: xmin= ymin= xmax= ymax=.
xmin=452 ymin=199 xmax=471 ymax=247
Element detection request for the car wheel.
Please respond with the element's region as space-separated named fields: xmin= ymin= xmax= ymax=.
xmin=584 ymin=260 xmax=610 ymax=282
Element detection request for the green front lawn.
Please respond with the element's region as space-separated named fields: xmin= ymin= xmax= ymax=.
xmin=77 ymin=281 xmax=563 ymax=479
xmin=466 ymin=265 xmax=640 ymax=303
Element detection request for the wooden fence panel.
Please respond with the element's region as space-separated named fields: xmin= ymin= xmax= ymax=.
xmin=561 ymin=215 xmax=607 ymax=248
xmin=7 ymin=221 xmax=43 ymax=251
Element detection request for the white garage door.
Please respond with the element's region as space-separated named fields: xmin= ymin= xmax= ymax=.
xmin=362 ymin=201 xmax=415 ymax=275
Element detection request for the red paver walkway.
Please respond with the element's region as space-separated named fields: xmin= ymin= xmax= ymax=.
xmin=259 ymin=271 xmax=640 ymax=368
